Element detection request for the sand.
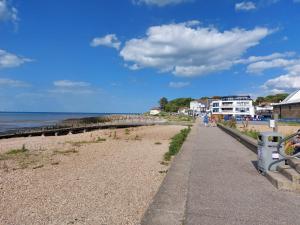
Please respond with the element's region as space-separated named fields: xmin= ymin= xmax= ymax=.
xmin=0 ymin=125 xmax=184 ymax=225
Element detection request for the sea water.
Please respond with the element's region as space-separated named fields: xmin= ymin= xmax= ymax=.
xmin=0 ymin=112 xmax=114 ymax=133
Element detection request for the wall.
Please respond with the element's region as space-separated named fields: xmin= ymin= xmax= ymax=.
xmin=274 ymin=103 xmax=300 ymax=119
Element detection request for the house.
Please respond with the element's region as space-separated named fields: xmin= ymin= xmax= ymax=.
xmin=149 ymin=107 xmax=161 ymax=115
xmin=178 ymin=107 xmax=190 ymax=115
xmin=273 ymin=90 xmax=300 ymax=119
xmin=210 ymin=95 xmax=255 ymax=118
xmin=255 ymin=103 xmax=274 ymax=118
xmin=190 ymin=99 xmax=208 ymax=115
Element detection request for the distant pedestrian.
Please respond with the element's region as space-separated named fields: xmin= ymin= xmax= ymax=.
xmin=203 ymin=114 xmax=209 ymax=127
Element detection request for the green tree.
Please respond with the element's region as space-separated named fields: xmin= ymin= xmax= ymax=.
xmin=254 ymin=93 xmax=289 ymax=105
xmin=164 ymin=98 xmax=194 ymax=112
xmin=159 ymin=97 xmax=168 ymax=111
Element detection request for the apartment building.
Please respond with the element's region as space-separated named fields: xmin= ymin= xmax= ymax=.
xmin=210 ymin=96 xmax=255 ymax=118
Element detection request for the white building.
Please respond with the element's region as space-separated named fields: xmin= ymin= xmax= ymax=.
xmin=150 ymin=107 xmax=161 ymax=115
xmin=210 ymin=96 xmax=255 ymax=118
xmin=190 ymin=100 xmax=207 ymax=115
xmin=178 ymin=107 xmax=190 ymax=115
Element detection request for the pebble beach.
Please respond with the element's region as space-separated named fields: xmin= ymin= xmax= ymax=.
xmin=0 ymin=125 xmax=184 ymax=225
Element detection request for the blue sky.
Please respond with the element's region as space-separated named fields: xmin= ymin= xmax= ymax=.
xmin=0 ymin=0 xmax=300 ymax=113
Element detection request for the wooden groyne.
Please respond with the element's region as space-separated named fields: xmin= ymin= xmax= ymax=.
xmin=0 ymin=120 xmax=166 ymax=140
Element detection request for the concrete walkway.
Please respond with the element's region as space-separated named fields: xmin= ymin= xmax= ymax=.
xmin=142 ymin=122 xmax=300 ymax=225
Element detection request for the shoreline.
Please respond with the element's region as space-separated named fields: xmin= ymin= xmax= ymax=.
xmin=0 ymin=115 xmax=164 ymax=138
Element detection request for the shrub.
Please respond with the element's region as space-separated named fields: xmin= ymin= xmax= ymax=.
xmin=285 ymin=142 xmax=295 ymax=155
xmin=242 ymin=129 xmax=259 ymax=140
xmin=164 ymin=127 xmax=191 ymax=161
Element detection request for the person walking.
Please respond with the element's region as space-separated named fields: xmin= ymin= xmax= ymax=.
xmin=203 ymin=114 xmax=209 ymax=127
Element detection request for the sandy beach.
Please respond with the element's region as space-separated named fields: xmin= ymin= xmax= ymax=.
xmin=0 ymin=125 xmax=184 ymax=225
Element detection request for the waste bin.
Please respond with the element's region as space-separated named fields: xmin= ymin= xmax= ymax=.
xmin=257 ymin=131 xmax=284 ymax=173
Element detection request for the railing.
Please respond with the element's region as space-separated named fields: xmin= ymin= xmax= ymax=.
xmin=268 ymin=131 xmax=300 ymax=171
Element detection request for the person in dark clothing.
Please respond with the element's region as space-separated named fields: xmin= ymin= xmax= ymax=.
xmin=292 ymin=129 xmax=300 ymax=155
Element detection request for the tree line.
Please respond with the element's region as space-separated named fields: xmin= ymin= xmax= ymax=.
xmin=159 ymin=97 xmax=193 ymax=112
xmin=254 ymin=93 xmax=289 ymax=105
xmin=159 ymin=93 xmax=290 ymax=113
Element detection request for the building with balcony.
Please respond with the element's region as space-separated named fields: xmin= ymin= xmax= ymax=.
xmin=210 ymin=96 xmax=255 ymax=118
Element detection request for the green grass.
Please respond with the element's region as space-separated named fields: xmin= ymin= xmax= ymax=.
xmin=67 ymin=137 xmax=106 ymax=146
xmin=278 ymin=121 xmax=300 ymax=126
xmin=164 ymin=127 xmax=191 ymax=161
xmin=158 ymin=112 xmax=195 ymax=123
xmin=6 ymin=144 xmax=28 ymax=155
xmin=241 ymin=129 xmax=260 ymax=139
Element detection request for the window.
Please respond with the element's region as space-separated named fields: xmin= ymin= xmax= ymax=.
xmin=213 ymin=108 xmax=219 ymax=112
xmin=213 ymin=103 xmax=219 ymax=107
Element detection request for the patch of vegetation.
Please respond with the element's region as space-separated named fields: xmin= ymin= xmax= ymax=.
xmin=278 ymin=121 xmax=300 ymax=126
xmin=164 ymin=98 xmax=194 ymax=112
xmin=155 ymin=142 xmax=162 ymax=145
xmin=164 ymin=127 xmax=191 ymax=161
xmin=285 ymin=141 xmax=295 ymax=155
xmin=53 ymin=149 xmax=78 ymax=155
xmin=124 ymin=128 xmax=130 ymax=135
xmin=254 ymin=93 xmax=289 ymax=105
xmin=96 ymin=137 xmax=106 ymax=142
xmin=67 ymin=137 xmax=106 ymax=146
xmin=6 ymin=144 xmax=28 ymax=155
xmin=221 ymin=118 xmax=237 ymax=129
xmin=158 ymin=112 xmax=195 ymax=123
xmin=241 ymin=129 xmax=260 ymax=139
xmin=160 ymin=161 xmax=169 ymax=166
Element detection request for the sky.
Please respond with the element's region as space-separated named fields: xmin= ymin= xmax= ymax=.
xmin=0 ymin=0 xmax=300 ymax=113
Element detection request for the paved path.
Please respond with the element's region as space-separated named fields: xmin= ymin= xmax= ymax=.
xmin=142 ymin=122 xmax=300 ymax=225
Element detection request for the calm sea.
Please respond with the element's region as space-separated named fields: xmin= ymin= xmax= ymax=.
xmin=0 ymin=112 xmax=120 ymax=133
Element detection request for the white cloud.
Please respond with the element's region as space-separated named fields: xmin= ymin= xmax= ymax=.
xmin=53 ymin=80 xmax=90 ymax=88
xmin=247 ymin=58 xmax=296 ymax=74
xmin=237 ymin=52 xmax=295 ymax=64
xmin=169 ymin=81 xmax=190 ymax=88
xmin=90 ymin=34 xmax=121 ymax=50
xmin=0 ymin=78 xmax=29 ymax=87
xmin=262 ymin=61 xmax=300 ymax=91
xmin=0 ymin=0 xmax=18 ymax=24
xmin=120 ymin=21 xmax=271 ymax=77
xmin=132 ymin=0 xmax=191 ymax=7
xmin=51 ymin=80 xmax=94 ymax=95
xmin=235 ymin=1 xmax=256 ymax=11
xmin=0 ymin=49 xmax=32 ymax=69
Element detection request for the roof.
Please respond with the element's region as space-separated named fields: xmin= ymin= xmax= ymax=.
xmin=150 ymin=107 xmax=161 ymax=110
xmin=275 ymin=90 xmax=300 ymax=105
xmin=221 ymin=95 xmax=252 ymax=101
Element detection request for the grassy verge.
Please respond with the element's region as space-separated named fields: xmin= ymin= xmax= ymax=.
xmin=158 ymin=112 xmax=195 ymax=123
xmin=241 ymin=129 xmax=260 ymax=139
xmin=164 ymin=127 xmax=191 ymax=161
